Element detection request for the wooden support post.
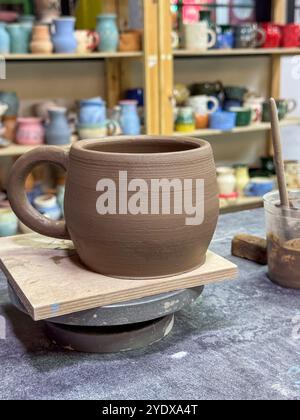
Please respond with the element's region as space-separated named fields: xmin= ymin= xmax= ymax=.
xmin=143 ymin=0 xmax=160 ymax=135
xmin=158 ymin=0 xmax=174 ymax=135
xmin=105 ymin=58 xmax=122 ymax=109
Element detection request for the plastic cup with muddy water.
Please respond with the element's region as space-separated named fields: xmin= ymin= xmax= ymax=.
xmin=264 ymin=190 xmax=300 ymax=289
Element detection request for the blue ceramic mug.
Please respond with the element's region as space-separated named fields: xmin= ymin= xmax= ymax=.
xmin=209 ymin=111 xmax=237 ymax=131
xmin=245 ymin=178 xmax=274 ymax=197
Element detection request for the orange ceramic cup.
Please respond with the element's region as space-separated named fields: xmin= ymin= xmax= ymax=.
xmin=195 ymin=114 xmax=209 ymax=129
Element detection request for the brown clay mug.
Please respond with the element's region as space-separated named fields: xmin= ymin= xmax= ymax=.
xmin=8 ymin=136 xmax=219 ymax=279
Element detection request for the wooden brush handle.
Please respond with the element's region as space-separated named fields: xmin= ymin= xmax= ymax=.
xmin=269 ymin=97 xmax=290 ymax=208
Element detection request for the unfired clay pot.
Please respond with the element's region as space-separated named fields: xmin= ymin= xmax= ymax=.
xmin=7 ymin=136 xmax=219 ymax=279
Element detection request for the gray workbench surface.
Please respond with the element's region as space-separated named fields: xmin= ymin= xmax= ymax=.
xmin=0 ymin=209 xmax=300 ymax=401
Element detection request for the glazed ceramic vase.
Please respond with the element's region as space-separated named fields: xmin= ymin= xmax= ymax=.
xmin=96 ymin=14 xmax=119 ymax=52
xmin=0 ymin=92 xmax=19 ymax=116
xmin=30 ymin=25 xmax=53 ymax=54
xmin=8 ymin=137 xmax=219 ymax=279
xmin=45 ymin=107 xmax=71 ymax=145
xmin=16 ymin=118 xmax=45 ymax=145
xmin=6 ymin=24 xmax=30 ymax=54
xmin=52 ymin=17 xmax=77 ymax=53
xmin=0 ymin=208 xmax=18 ymax=237
xmin=119 ymin=100 xmax=141 ymax=135
xmin=34 ymin=0 xmax=61 ymax=23
xmin=75 ymin=30 xmax=99 ymax=54
xmin=0 ymin=23 xmax=10 ymax=54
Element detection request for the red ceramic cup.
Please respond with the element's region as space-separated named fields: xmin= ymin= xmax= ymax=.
xmin=282 ymin=24 xmax=300 ymax=48
xmin=260 ymin=23 xmax=282 ymax=48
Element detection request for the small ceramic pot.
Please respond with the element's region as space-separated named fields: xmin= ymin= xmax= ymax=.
xmin=119 ymin=100 xmax=141 ymax=135
xmin=262 ymin=99 xmax=297 ymax=122
xmin=6 ymin=23 xmax=30 ymax=54
xmin=217 ymin=25 xmax=234 ymax=49
xmin=75 ymin=30 xmax=99 ymax=54
xmin=234 ymin=165 xmax=250 ymax=196
xmin=3 ymin=116 xmax=17 ymax=141
xmin=0 ymin=208 xmax=18 ymax=237
xmin=34 ymin=0 xmax=61 ymax=23
xmin=16 ymin=118 xmax=45 ymax=145
xmin=52 ymin=17 xmax=77 ymax=54
xmin=173 ymin=84 xmax=190 ymax=106
xmin=0 ymin=22 xmax=10 ymax=54
xmin=245 ymin=178 xmax=274 ymax=197
xmin=217 ymin=167 xmax=236 ymax=195
xmin=209 ymin=111 xmax=237 ymax=131
xmin=224 ymin=86 xmax=248 ymax=102
xmin=96 ymin=14 xmax=119 ymax=52
xmin=34 ymin=194 xmax=62 ymax=221
xmin=30 ymin=25 xmax=53 ymax=54
xmin=126 ymin=88 xmax=144 ymax=107
xmin=45 ymin=107 xmax=71 ymax=145
xmin=119 ymin=31 xmax=142 ymax=52
xmin=230 ymin=107 xmax=252 ymax=127
xmin=175 ymin=107 xmax=195 ymax=132
xmin=244 ymin=95 xmax=264 ymax=123
xmin=79 ymin=98 xmax=107 ymax=125
xmin=224 ymin=99 xmax=243 ymax=111
xmin=0 ymin=92 xmax=19 ymax=117
xmin=78 ymin=121 xmax=118 ymax=140
xmin=8 ymin=136 xmax=219 ymax=279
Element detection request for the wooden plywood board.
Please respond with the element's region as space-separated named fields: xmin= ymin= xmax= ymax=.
xmin=0 ymin=234 xmax=238 ymax=322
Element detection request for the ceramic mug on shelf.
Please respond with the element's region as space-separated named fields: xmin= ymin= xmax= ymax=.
xmin=282 ymin=24 xmax=300 ymax=48
xmin=8 ymin=137 xmax=219 ymax=279
xmin=229 ymin=107 xmax=252 ymax=127
xmin=184 ymin=21 xmax=216 ymax=51
xmin=188 ymin=95 xmax=219 ymax=129
xmin=175 ymin=107 xmax=195 ymax=132
xmin=75 ymin=30 xmax=99 ymax=53
xmin=244 ymin=95 xmax=264 ymax=123
xmin=262 ymin=99 xmax=297 ymax=122
xmin=234 ymin=24 xmax=266 ymax=49
xmin=260 ymin=23 xmax=282 ymax=48
xmin=209 ymin=111 xmax=237 ymax=131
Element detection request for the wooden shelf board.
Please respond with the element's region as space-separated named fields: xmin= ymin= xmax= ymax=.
xmin=173 ymin=48 xmax=300 ymax=58
xmin=2 ymin=52 xmax=143 ymax=61
xmin=174 ymin=118 xmax=300 ymax=138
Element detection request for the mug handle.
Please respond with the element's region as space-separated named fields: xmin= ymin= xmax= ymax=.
xmin=287 ymin=99 xmax=297 ymax=113
xmin=207 ymin=96 xmax=219 ymax=114
xmin=7 ymin=147 xmax=70 ymax=240
xmin=87 ymin=31 xmax=100 ymax=51
xmin=207 ymin=29 xmax=217 ymax=49
xmin=255 ymin=28 xmax=266 ymax=47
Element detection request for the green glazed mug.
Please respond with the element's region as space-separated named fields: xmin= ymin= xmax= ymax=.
xmin=262 ymin=99 xmax=297 ymax=122
xmin=230 ymin=107 xmax=252 ymax=127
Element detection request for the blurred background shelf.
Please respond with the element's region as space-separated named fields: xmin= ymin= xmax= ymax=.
xmin=174 ymin=118 xmax=300 ymax=138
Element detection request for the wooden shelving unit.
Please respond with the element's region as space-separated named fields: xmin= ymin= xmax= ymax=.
xmin=174 ymin=48 xmax=300 ymax=57
xmin=174 ymin=118 xmax=300 ymax=138
xmin=2 ymin=52 xmax=143 ymax=61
